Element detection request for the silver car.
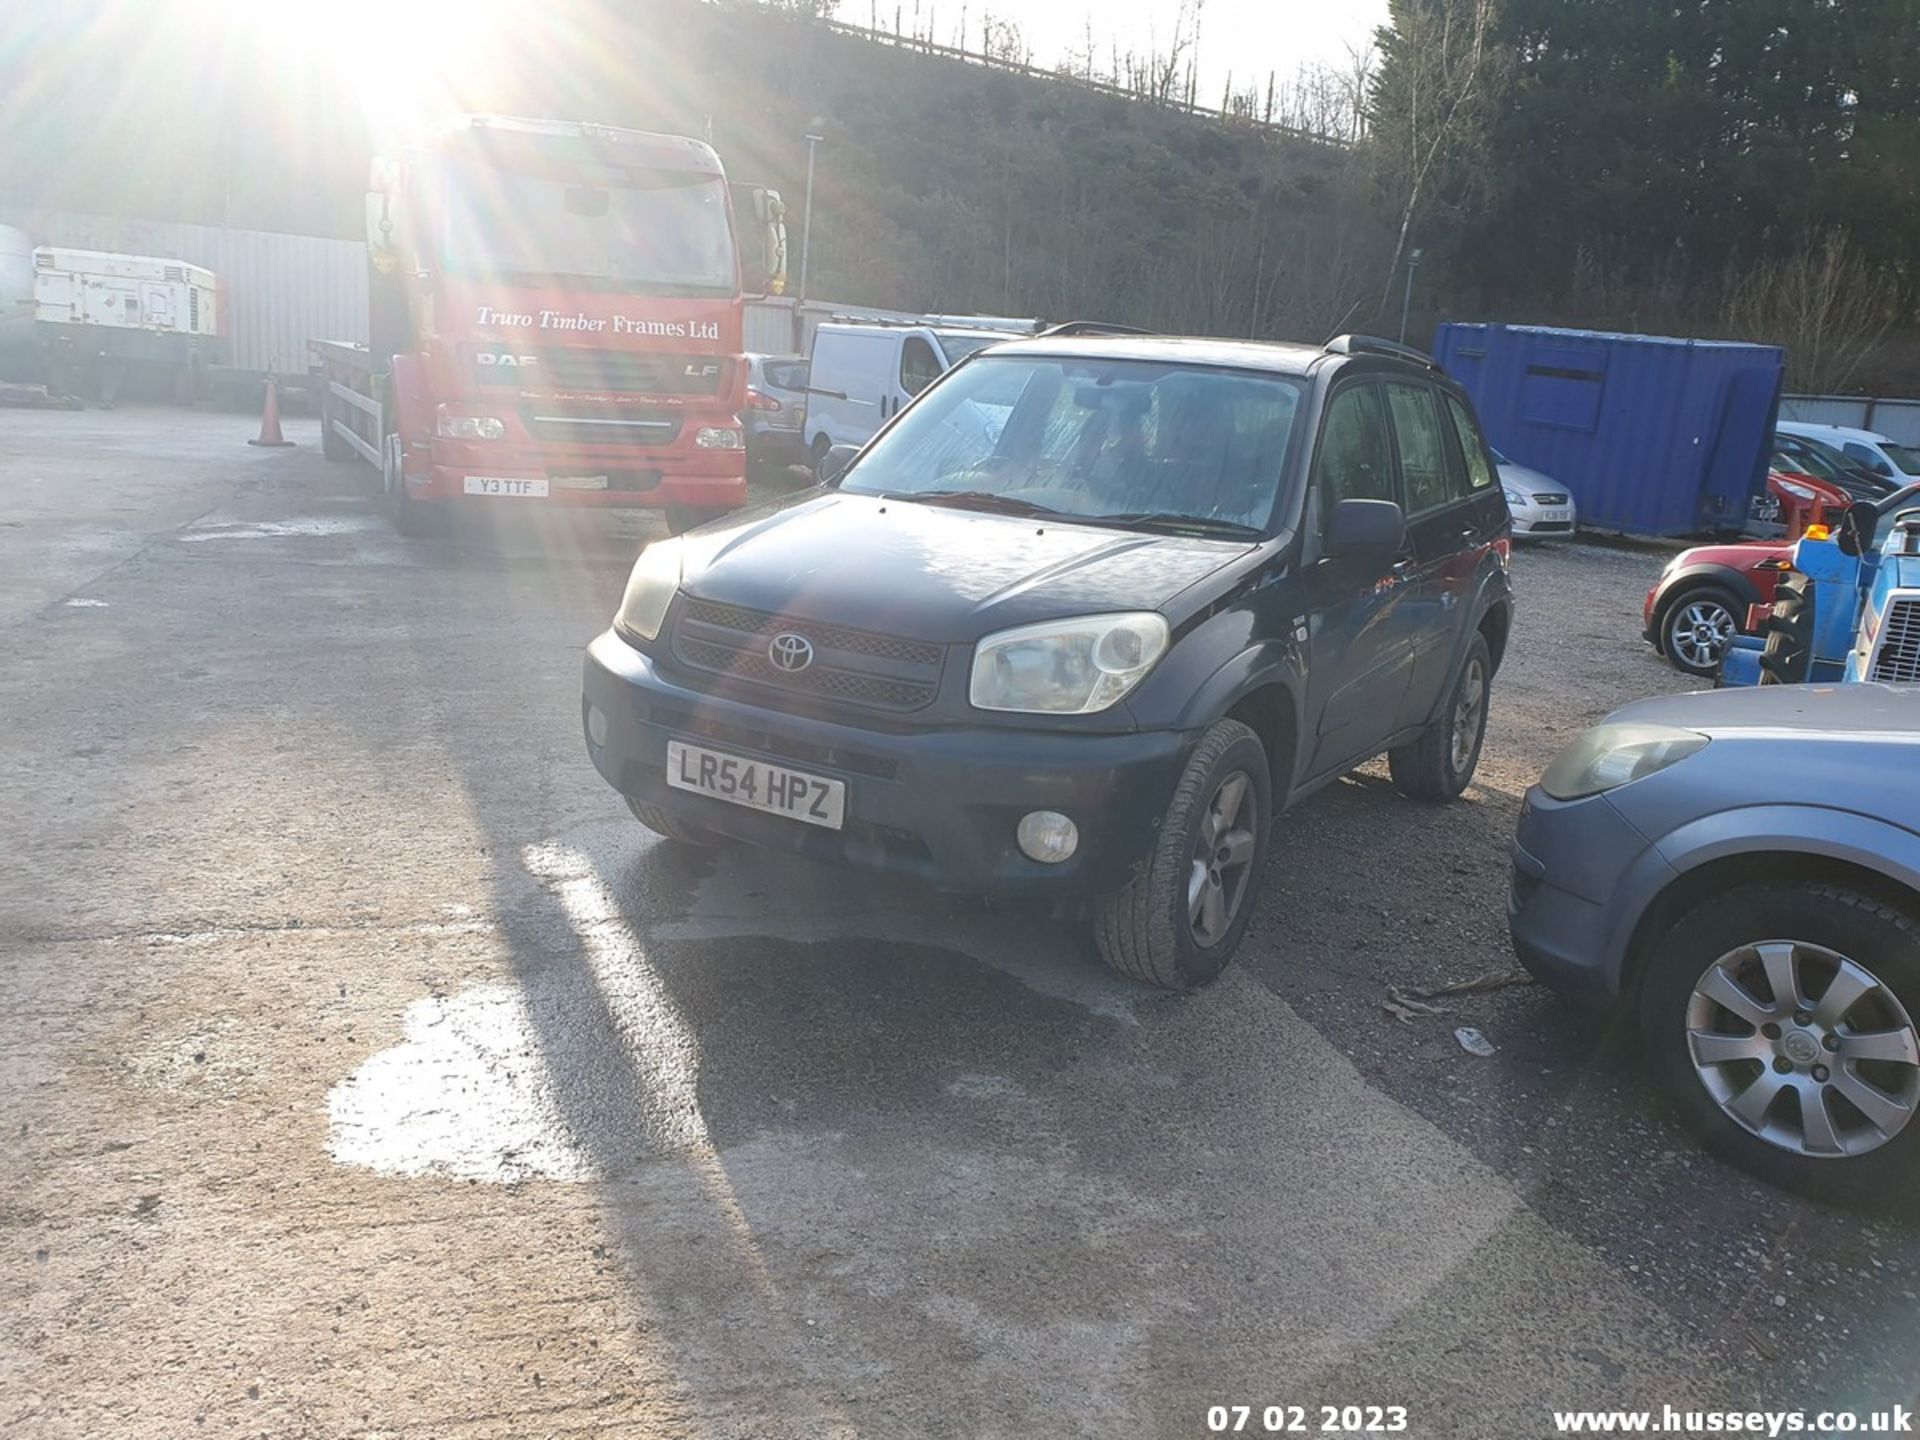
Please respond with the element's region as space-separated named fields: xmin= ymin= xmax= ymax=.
xmin=1494 ymin=448 xmax=1578 ymax=539
xmin=1510 ymin=682 xmax=1920 ymax=1203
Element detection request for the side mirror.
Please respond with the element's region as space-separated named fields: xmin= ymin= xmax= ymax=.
xmin=1837 ymin=499 xmax=1879 ymax=557
xmin=819 ymin=443 xmax=859 ymax=483
xmin=1323 ymin=498 xmax=1407 ymax=561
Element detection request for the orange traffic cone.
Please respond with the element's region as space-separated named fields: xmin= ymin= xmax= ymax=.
xmin=248 ymin=378 xmax=295 ymax=447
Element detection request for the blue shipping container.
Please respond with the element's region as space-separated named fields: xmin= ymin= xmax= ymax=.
xmin=1432 ymin=323 xmax=1784 ymax=537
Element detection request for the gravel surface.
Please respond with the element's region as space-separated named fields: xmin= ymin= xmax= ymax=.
xmin=3 ymin=407 xmax=1915 ymax=1439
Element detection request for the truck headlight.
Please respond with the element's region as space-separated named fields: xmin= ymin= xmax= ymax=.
xmin=969 ymin=612 xmax=1169 ymax=715
xmin=437 ymin=413 xmax=506 ymax=440
xmin=695 ymin=426 xmax=744 ymax=450
xmin=615 ymin=539 xmax=684 ymax=643
xmin=1540 ymin=722 xmax=1709 ymax=800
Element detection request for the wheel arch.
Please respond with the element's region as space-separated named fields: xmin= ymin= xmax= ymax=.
xmin=1653 ymin=565 xmax=1762 ymax=638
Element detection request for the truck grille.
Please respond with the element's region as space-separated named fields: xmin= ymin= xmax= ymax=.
xmin=1870 ymin=593 xmax=1920 ymax=682
xmin=671 ymin=598 xmax=944 ymax=712
xmin=471 ymin=347 xmax=727 ymax=395
xmin=522 ymin=406 xmax=683 ymax=447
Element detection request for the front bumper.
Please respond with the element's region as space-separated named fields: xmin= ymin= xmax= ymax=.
xmin=582 ymin=629 xmax=1194 ymax=897
xmin=409 ymin=436 xmax=746 ymax=510
xmin=745 ymin=424 xmax=809 ymax=468
xmin=1508 ymin=500 xmax=1579 ymax=538
xmin=1508 ymin=784 xmax=1673 ymax=1007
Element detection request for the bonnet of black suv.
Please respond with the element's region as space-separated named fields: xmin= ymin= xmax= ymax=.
xmin=672 ymin=489 xmax=1257 ymax=643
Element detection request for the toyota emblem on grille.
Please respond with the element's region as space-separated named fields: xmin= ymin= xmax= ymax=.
xmin=768 ymin=633 xmax=814 ymax=672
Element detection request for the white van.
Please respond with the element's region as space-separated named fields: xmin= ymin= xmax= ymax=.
xmin=1775 ymin=420 xmax=1920 ymax=483
xmin=804 ymin=322 xmax=1027 ymax=463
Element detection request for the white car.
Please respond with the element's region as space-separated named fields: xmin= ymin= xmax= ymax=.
xmin=1494 ymin=448 xmax=1578 ymax=539
xmin=1775 ymin=420 xmax=1920 ymax=485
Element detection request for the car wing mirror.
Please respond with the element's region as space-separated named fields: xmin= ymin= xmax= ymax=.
xmin=1323 ymin=498 xmax=1407 ymax=561
xmin=819 ymin=443 xmax=860 ymax=483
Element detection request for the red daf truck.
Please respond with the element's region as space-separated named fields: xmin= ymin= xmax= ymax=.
xmin=312 ymin=114 xmax=786 ymax=533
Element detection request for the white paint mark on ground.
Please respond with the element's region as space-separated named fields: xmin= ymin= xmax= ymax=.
xmin=63 ymin=597 xmax=109 ymax=608
xmin=179 ymin=515 xmax=384 ymax=542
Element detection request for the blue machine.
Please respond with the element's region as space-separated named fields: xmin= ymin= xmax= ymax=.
xmin=1720 ymin=504 xmax=1920 ymax=687
xmin=1433 ymin=324 xmax=1783 ymax=537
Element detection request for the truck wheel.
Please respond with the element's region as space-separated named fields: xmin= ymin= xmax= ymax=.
xmin=665 ymin=505 xmax=730 ymax=535
xmin=1637 ymin=883 xmax=1920 ymax=1208
xmin=385 ymin=434 xmax=434 ymax=537
xmin=1759 ymin=572 xmax=1813 ymax=685
xmin=1661 ymin=584 xmax=1739 ymax=678
xmin=1093 ymin=718 xmax=1270 ymax=991
xmin=320 ymin=390 xmax=354 ymax=462
xmin=625 ymin=795 xmax=728 ymax=847
xmin=1388 ymin=633 xmax=1491 ymax=802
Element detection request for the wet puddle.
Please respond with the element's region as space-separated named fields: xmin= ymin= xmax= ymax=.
xmin=179 ymin=515 xmax=384 ymax=542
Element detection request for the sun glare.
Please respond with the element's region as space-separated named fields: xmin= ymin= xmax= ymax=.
xmin=195 ymin=0 xmax=515 ymax=141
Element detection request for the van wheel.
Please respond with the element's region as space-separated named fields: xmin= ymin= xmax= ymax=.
xmin=625 ymin=796 xmax=728 ymax=847
xmin=1389 ymin=633 xmax=1491 ymax=801
xmin=1637 ymin=883 xmax=1920 ymax=1207
xmin=1093 ymin=719 xmax=1270 ymax=991
xmin=810 ymin=435 xmax=832 ymax=474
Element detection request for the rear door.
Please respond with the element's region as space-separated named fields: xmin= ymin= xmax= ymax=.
xmin=1386 ymin=380 xmax=1504 ymax=724
xmin=1302 ymin=379 xmax=1417 ymax=777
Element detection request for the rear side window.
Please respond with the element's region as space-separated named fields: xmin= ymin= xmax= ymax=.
xmin=763 ymin=359 xmax=808 ymax=390
xmin=1314 ymin=384 xmax=1394 ymax=512
xmin=1842 ymin=442 xmax=1892 ymax=475
xmin=1384 ymin=382 xmax=1452 ymax=515
xmin=1443 ymin=394 xmax=1496 ymax=493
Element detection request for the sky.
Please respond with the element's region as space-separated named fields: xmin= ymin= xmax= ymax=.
xmin=839 ymin=0 xmax=1390 ymax=97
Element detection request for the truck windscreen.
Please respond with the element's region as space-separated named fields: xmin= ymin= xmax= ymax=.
xmin=440 ymin=162 xmax=736 ymax=293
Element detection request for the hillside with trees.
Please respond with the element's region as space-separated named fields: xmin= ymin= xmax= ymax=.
xmin=4 ymin=0 xmax=1916 ymax=388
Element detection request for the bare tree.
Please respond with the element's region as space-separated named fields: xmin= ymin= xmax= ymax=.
xmin=1723 ymin=232 xmax=1897 ymax=393
xmin=1368 ymin=0 xmax=1504 ymax=315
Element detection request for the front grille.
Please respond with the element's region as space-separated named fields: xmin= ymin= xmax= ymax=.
xmin=472 ymin=347 xmax=727 ymax=396
xmin=1533 ymin=492 xmax=1570 ymax=506
xmin=522 ymin=406 xmax=683 ymax=447
xmin=672 ymin=598 xmax=944 ymax=713
xmin=1870 ymin=594 xmax=1920 ymax=682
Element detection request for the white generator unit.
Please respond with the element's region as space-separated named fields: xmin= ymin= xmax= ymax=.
xmin=32 ymin=245 xmax=224 ymax=402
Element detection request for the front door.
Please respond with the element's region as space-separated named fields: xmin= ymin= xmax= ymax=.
xmin=1303 ymin=380 xmax=1416 ymax=778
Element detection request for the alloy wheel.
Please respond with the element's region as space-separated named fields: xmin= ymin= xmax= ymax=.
xmin=1450 ymin=655 xmax=1488 ymax=774
xmin=1670 ymin=598 xmax=1735 ymax=671
xmin=1188 ymin=771 xmax=1257 ymax=948
xmin=1686 ymin=939 xmax=1920 ymax=1158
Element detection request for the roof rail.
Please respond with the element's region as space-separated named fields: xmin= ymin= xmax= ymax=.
xmin=1037 ymin=320 xmax=1155 ymax=338
xmin=1323 ymin=333 xmax=1440 ymax=370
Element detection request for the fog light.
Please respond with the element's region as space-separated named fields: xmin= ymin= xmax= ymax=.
xmin=586 ymin=704 xmax=608 ymax=748
xmin=1016 ymin=810 xmax=1078 ymax=864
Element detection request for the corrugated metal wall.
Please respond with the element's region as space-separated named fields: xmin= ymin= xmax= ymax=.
xmin=1779 ymin=394 xmax=1920 ymax=447
xmin=1436 ymin=323 xmax=1785 ymax=537
xmin=2 ymin=211 xmax=365 ymax=374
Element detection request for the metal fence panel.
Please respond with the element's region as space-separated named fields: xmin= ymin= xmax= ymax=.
xmin=1779 ymin=394 xmax=1920 ymax=447
xmin=3 ymin=211 xmax=365 ymax=374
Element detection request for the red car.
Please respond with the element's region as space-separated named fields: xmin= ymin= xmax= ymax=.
xmin=1642 ymin=467 xmax=1848 ymax=676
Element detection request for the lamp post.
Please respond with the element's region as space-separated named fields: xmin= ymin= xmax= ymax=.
xmin=1398 ymin=246 xmax=1424 ymax=345
xmin=799 ymin=119 xmax=825 ymax=306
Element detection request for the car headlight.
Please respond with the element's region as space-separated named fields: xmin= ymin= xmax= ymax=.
xmin=437 ymin=413 xmax=506 ymax=440
xmin=1502 ymin=486 xmax=1526 ymax=507
xmin=695 ymin=426 xmax=744 ymax=450
xmin=970 ymin=612 xmax=1170 ymax=714
xmin=614 ymin=539 xmax=684 ymax=642
xmin=1539 ymin=722 xmax=1710 ymax=800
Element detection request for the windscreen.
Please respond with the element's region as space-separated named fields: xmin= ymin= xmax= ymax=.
xmin=840 ymin=355 xmax=1305 ymax=531
xmin=440 ymin=159 xmax=736 ymax=293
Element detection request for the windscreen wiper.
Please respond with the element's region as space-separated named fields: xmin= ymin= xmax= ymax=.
xmin=894 ymin=489 xmax=1064 ymax=518
xmin=1090 ymin=511 xmax=1263 ymax=537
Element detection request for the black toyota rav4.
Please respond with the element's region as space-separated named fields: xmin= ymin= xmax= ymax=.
xmin=583 ymin=330 xmax=1514 ymax=989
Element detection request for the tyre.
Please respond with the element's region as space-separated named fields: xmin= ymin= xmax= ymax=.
xmin=810 ymin=434 xmax=832 ymax=475
xmin=1759 ymin=571 xmax=1812 ymax=685
xmin=1388 ymin=633 xmax=1491 ymax=802
xmin=1637 ymin=883 xmax=1920 ymax=1206
xmin=385 ymin=433 xmax=435 ymax=537
xmin=665 ymin=505 xmax=730 ymax=536
xmin=1661 ymin=584 xmax=1740 ymax=678
xmin=625 ymin=795 xmax=728 ymax=847
xmin=320 ymin=390 xmax=354 ymax=462
xmin=1093 ymin=718 xmax=1270 ymax=991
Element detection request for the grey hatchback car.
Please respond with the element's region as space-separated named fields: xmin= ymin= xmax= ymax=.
xmin=1511 ymin=682 xmax=1920 ymax=1202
